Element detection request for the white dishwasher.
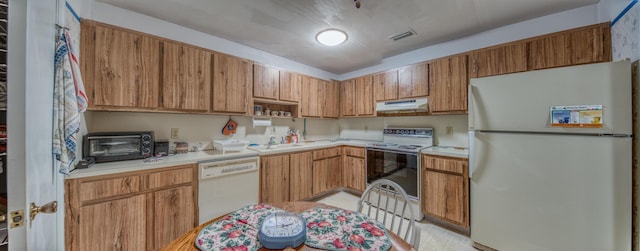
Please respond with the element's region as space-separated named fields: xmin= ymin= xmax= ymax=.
xmin=198 ymin=154 xmax=260 ymax=224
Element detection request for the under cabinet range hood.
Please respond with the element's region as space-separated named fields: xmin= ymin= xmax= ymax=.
xmin=375 ymin=98 xmax=428 ymax=113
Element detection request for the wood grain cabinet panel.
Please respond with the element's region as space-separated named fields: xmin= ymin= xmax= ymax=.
xmin=398 ymin=62 xmax=429 ymax=99
xmin=422 ymin=155 xmax=469 ymax=228
xmin=373 ymin=70 xmax=399 ymax=101
xmin=312 ymin=156 xmax=342 ymax=195
xmin=300 ymin=76 xmax=323 ymax=117
xmin=260 ymin=155 xmax=290 ymax=203
xmin=152 ymin=185 xmax=196 ymax=249
xmin=323 ymin=80 xmax=341 ymax=118
xmin=253 ymin=64 xmax=280 ymax=100
xmin=162 ymin=42 xmax=211 ymax=111
xmin=471 ymin=43 xmax=528 ymax=78
xmin=528 ymin=23 xmax=610 ymax=70
xmin=212 ymin=53 xmax=252 ymax=113
xmin=79 ymin=176 xmax=141 ymax=202
xmin=343 ymin=155 xmax=366 ymax=192
xmin=78 ymin=194 xmax=147 ymax=251
xmin=289 ymin=152 xmax=313 ymax=201
xmin=355 ymin=75 xmax=375 ymax=116
xmin=85 ymin=22 xmax=161 ymax=109
xmin=429 ymin=54 xmax=468 ymax=113
xmin=147 ymin=165 xmax=193 ymax=189
xmin=279 ymin=71 xmax=302 ymax=102
xmin=340 ymin=79 xmax=357 ymax=116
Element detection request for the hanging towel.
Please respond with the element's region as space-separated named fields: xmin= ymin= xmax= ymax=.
xmin=53 ymin=30 xmax=87 ymax=175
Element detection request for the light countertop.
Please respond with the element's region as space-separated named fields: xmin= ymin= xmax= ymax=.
xmin=67 ymin=139 xmax=378 ymax=179
xmin=421 ymin=146 xmax=469 ymax=159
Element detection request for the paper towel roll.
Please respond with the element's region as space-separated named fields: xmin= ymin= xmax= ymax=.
xmin=252 ymin=118 xmax=272 ymax=127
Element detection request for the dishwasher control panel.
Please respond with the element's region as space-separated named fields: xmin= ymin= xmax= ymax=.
xmin=199 ymin=157 xmax=259 ymax=179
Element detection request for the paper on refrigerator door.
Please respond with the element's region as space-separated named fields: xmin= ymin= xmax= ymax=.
xmin=550 ymin=105 xmax=603 ymax=128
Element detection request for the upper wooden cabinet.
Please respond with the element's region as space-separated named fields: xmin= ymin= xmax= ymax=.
xmin=373 ymin=70 xmax=399 ymax=101
xmin=528 ymin=23 xmax=611 ymax=70
xmin=253 ymin=64 xmax=280 ymax=100
xmin=212 ymin=53 xmax=252 ymax=114
xmin=429 ymin=54 xmax=468 ymax=113
xmin=323 ymin=80 xmax=340 ymax=118
xmin=81 ymin=21 xmax=161 ymax=109
xmin=470 ymin=43 xmax=528 ymax=78
xmin=280 ymin=71 xmax=302 ymax=102
xmin=341 ymin=76 xmax=374 ymax=117
xmin=300 ymin=76 xmax=323 ymax=117
xmin=162 ymin=41 xmax=211 ymax=111
xmin=398 ymin=62 xmax=429 ymax=99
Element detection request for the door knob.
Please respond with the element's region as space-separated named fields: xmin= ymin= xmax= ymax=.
xmin=30 ymin=201 xmax=57 ymax=223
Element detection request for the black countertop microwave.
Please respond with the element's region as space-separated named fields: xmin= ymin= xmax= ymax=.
xmin=83 ymin=131 xmax=154 ymax=163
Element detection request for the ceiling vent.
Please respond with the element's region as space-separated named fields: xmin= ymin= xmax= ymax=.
xmin=388 ymin=30 xmax=416 ymax=41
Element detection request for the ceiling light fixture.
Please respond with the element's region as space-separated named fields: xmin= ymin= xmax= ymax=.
xmin=354 ymin=0 xmax=361 ymax=9
xmin=316 ymin=29 xmax=348 ymax=46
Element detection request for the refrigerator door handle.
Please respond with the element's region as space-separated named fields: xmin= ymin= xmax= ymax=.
xmin=468 ymin=85 xmax=476 ymax=130
xmin=468 ymin=131 xmax=475 ymax=179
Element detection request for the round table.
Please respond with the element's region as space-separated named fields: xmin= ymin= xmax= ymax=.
xmin=161 ymin=201 xmax=414 ymax=251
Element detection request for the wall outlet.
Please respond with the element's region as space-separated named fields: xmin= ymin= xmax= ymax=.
xmin=171 ymin=128 xmax=179 ymax=139
xmin=446 ymin=126 xmax=453 ymax=135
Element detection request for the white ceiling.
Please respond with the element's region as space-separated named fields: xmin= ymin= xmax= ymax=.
xmin=95 ymin=0 xmax=599 ymax=74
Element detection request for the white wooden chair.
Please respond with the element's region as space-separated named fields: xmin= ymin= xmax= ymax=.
xmin=357 ymin=179 xmax=420 ymax=249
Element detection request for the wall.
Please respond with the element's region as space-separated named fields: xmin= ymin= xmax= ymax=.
xmin=88 ymin=111 xmax=340 ymax=151
xmin=338 ymin=115 xmax=468 ymax=147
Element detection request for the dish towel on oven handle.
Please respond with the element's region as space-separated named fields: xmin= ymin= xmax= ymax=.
xmin=53 ymin=29 xmax=88 ymax=175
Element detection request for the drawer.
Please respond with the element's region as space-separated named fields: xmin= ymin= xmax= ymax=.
xmin=422 ymin=155 xmax=467 ymax=175
xmin=79 ymin=176 xmax=141 ymax=202
xmin=343 ymin=146 xmax=365 ymax=158
xmin=313 ymin=147 xmax=341 ymax=160
xmin=148 ymin=165 xmax=195 ymax=189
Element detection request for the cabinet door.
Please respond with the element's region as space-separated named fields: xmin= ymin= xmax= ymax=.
xmin=422 ymin=170 xmax=466 ymax=226
xmin=398 ymin=62 xmax=429 ymax=98
xmin=340 ymin=79 xmax=357 ymax=116
xmin=429 ymin=55 xmax=468 ymax=113
xmin=92 ymin=24 xmax=161 ymax=108
xmin=313 ymin=156 xmax=342 ymax=194
xmin=471 ymin=43 xmax=528 ymax=78
xmin=79 ymin=194 xmax=147 ymax=250
xmin=528 ymin=24 xmax=609 ymax=70
xmin=289 ymin=152 xmax=313 ymax=201
xmin=162 ymin=42 xmax=211 ymax=111
xmin=356 ymin=75 xmax=374 ymax=116
xmin=280 ymin=71 xmax=302 ymax=102
xmin=373 ymin=70 xmax=398 ymax=101
xmin=212 ymin=53 xmax=252 ymax=113
xmin=323 ymin=80 xmax=340 ymax=118
xmin=253 ymin=64 xmax=280 ymax=99
xmin=343 ymin=155 xmax=366 ymax=192
xmin=301 ymin=77 xmax=323 ymax=117
xmin=152 ymin=185 xmax=196 ymax=249
xmin=260 ymin=155 xmax=290 ymax=203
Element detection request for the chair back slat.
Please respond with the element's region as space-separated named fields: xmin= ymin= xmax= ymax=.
xmin=356 ymin=179 xmax=420 ymax=248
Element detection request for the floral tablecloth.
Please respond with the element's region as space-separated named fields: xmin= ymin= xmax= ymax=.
xmin=302 ymin=207 xmax=392 ymax=251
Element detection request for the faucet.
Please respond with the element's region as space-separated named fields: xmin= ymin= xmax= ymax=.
xmin=267 ymin=136 xmax=277 ymax=149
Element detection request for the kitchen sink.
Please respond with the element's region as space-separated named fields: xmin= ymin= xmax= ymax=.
xmin=247 ymin=143 xmax=305 ymax=151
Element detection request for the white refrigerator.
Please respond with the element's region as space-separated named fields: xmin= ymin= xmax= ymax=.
xmin=468 ymin=60 xmax=632 ymax=251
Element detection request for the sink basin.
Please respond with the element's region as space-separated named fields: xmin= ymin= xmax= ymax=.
xmin=248 ymin=143 xmax=305 ymax=151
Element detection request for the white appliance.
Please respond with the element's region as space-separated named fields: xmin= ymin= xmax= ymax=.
xmin=375 ymin=98 xmax=428 ymax=113
xmin=198 ymin=154 xmax=260 ymax=224
xmin=468 ymin=60 xmax=632 ymax=251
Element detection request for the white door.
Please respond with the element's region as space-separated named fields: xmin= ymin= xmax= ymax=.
xmin=7 ymin=0 xmax=62 ymax=250
xmin=470 ymin=131 xmax=631 ymax=251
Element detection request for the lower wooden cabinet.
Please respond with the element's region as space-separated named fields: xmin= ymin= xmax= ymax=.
xmin=312 ymin=148 xmax=342 ymax=195
xmin=422 ymin=154 xmax=469 ymax=229
xmin=260 ymin=154 xmax=290 ymax=203
xmin=65 ymin=164 xmax=197 ymax=251
xmin=342 ymin=146 xmax=366 ymax=192
xmin=289 ymin=151 xmax=313 ymax=201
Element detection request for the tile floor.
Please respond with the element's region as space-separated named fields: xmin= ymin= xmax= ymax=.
xmin=316 ymin=192 xmax=476 ymax=251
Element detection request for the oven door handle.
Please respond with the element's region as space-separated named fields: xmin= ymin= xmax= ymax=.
xmin=365 ymin=148 xmax=419 ymax=156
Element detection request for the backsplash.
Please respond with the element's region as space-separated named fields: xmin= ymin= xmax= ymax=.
xmin=87 ymin=111 xmax=340 ymax=151
xmin=86 ymin=111 xmax=469 ymax=151
xmin=338 ymin=115 xmax=469 ymax=147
